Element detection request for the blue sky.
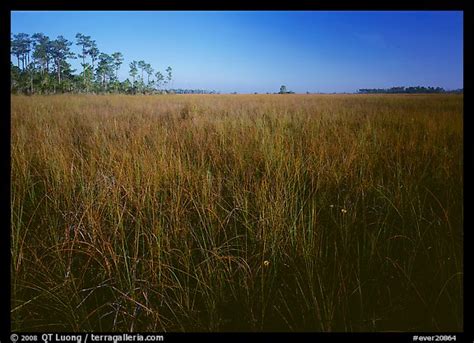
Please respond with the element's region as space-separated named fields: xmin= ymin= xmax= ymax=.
xmin=11 ymin=11 xmax=463 ymax=93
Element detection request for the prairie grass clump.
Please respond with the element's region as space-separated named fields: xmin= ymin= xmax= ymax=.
xmin=11 ymin=94 xmax=463 ymax=332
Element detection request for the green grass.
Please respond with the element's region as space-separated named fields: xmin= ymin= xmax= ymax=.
xmin=11 ymin=94 xmax=463 ymax=332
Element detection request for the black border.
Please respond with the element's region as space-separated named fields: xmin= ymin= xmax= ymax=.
xmin=5 ymin=0 xmax=468 ymax=11
xmin=2 ymin=1 xmax=12 ymax=340
xmin=463 ymin=2 xmax=472 ymax=343
xmin=2 ymin=0 xmax=471 ymax=342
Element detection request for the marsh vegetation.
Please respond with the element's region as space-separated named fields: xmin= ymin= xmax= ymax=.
xmin=11 ymin=94 xmax=463 ymax=331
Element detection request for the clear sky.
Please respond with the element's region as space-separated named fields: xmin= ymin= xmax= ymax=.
xmin=11 ymin=11 xmax=463 ymax=93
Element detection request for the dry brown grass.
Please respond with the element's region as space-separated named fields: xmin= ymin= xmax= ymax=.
xmin=11 ymin=94 xmax=463 ymax=331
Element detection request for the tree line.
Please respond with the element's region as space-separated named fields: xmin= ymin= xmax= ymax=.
xmin=357 ymin=86 xmax=463 ymax=94
xmin=10 ymin=32 xmax=174 ymax=95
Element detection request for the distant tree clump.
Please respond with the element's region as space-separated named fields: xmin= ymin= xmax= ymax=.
xmin=172 ymin=89 xmax=218 ymax=94
xmin=357 ymin=86 xmax=461 ymax=94
xmin=279 ymin=85 xmax=295 ymax=94
xmin=10 ymin=32 xmax=174 ymax=95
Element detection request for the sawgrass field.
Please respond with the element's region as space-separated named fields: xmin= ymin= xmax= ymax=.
xmin=11 ymin=94 xmax=463 ymax=331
